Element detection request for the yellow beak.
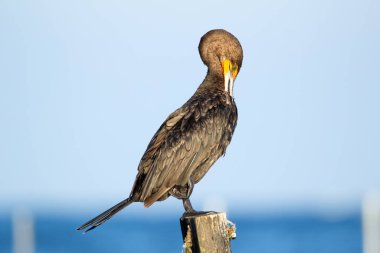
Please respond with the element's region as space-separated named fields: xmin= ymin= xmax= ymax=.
xmin=223 ymin=59 xmax=238 ymax=96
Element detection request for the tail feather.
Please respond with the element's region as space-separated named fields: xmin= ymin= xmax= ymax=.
xmin=77 ymin=197 xmax=133 ymax=233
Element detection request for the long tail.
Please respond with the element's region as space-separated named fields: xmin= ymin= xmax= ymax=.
xmin=77 ymin=197 xmax=133 ymax=233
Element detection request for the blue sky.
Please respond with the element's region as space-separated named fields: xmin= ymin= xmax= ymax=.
xmin=0 ymin=0 xmax=379 ymax=213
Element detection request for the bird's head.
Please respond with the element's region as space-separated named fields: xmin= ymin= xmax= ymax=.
xmin=199 ymin=29 xmax=243 ymax=95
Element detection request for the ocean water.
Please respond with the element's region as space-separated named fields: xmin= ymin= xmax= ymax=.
xmin=0 ymin=212 xmax=362 ymax=253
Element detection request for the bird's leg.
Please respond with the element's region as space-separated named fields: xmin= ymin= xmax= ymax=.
xmin=181 ymin=179 xmax=216 ymax=217
xmin=171 ymin=179 xmax=207 ymax=215
xmin=183 ymin=198 xmax=196 ymax=213
xmin=182 ymin=179 xmax=199 ymax=214
xmin=184 ymin=179 xmax=194 ymax=212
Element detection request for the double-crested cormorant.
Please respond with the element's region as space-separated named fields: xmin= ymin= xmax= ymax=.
xmin=77 ymin=29 xmax=243 ymax=232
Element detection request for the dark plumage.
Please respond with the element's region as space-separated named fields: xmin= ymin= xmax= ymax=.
xmin=77 ymin=29 xmax=243 ymax=232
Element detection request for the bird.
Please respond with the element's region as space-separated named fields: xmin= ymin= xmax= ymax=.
xmin=77 ymin=29 xmax=243 ymax=232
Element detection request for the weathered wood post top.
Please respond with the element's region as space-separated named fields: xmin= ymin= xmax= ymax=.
xmin=180 ymin=212 xmax=236 ymax=253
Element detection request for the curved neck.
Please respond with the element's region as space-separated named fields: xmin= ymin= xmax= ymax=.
xmin=195 ymin=70 xmax=224 ymax=94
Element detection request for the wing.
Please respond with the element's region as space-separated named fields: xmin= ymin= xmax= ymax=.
xmin=130 ymin=91 xmax=237 ymax=207
xmin=127 ymin=106 xmax=188 ymax=200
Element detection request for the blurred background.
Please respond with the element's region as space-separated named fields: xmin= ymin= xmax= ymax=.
xmin=1 ymin=0 xmax=379 ymax=252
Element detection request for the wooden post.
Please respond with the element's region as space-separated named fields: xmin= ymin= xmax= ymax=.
xmin=180 ymin=212 xmax=236 ymax=253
